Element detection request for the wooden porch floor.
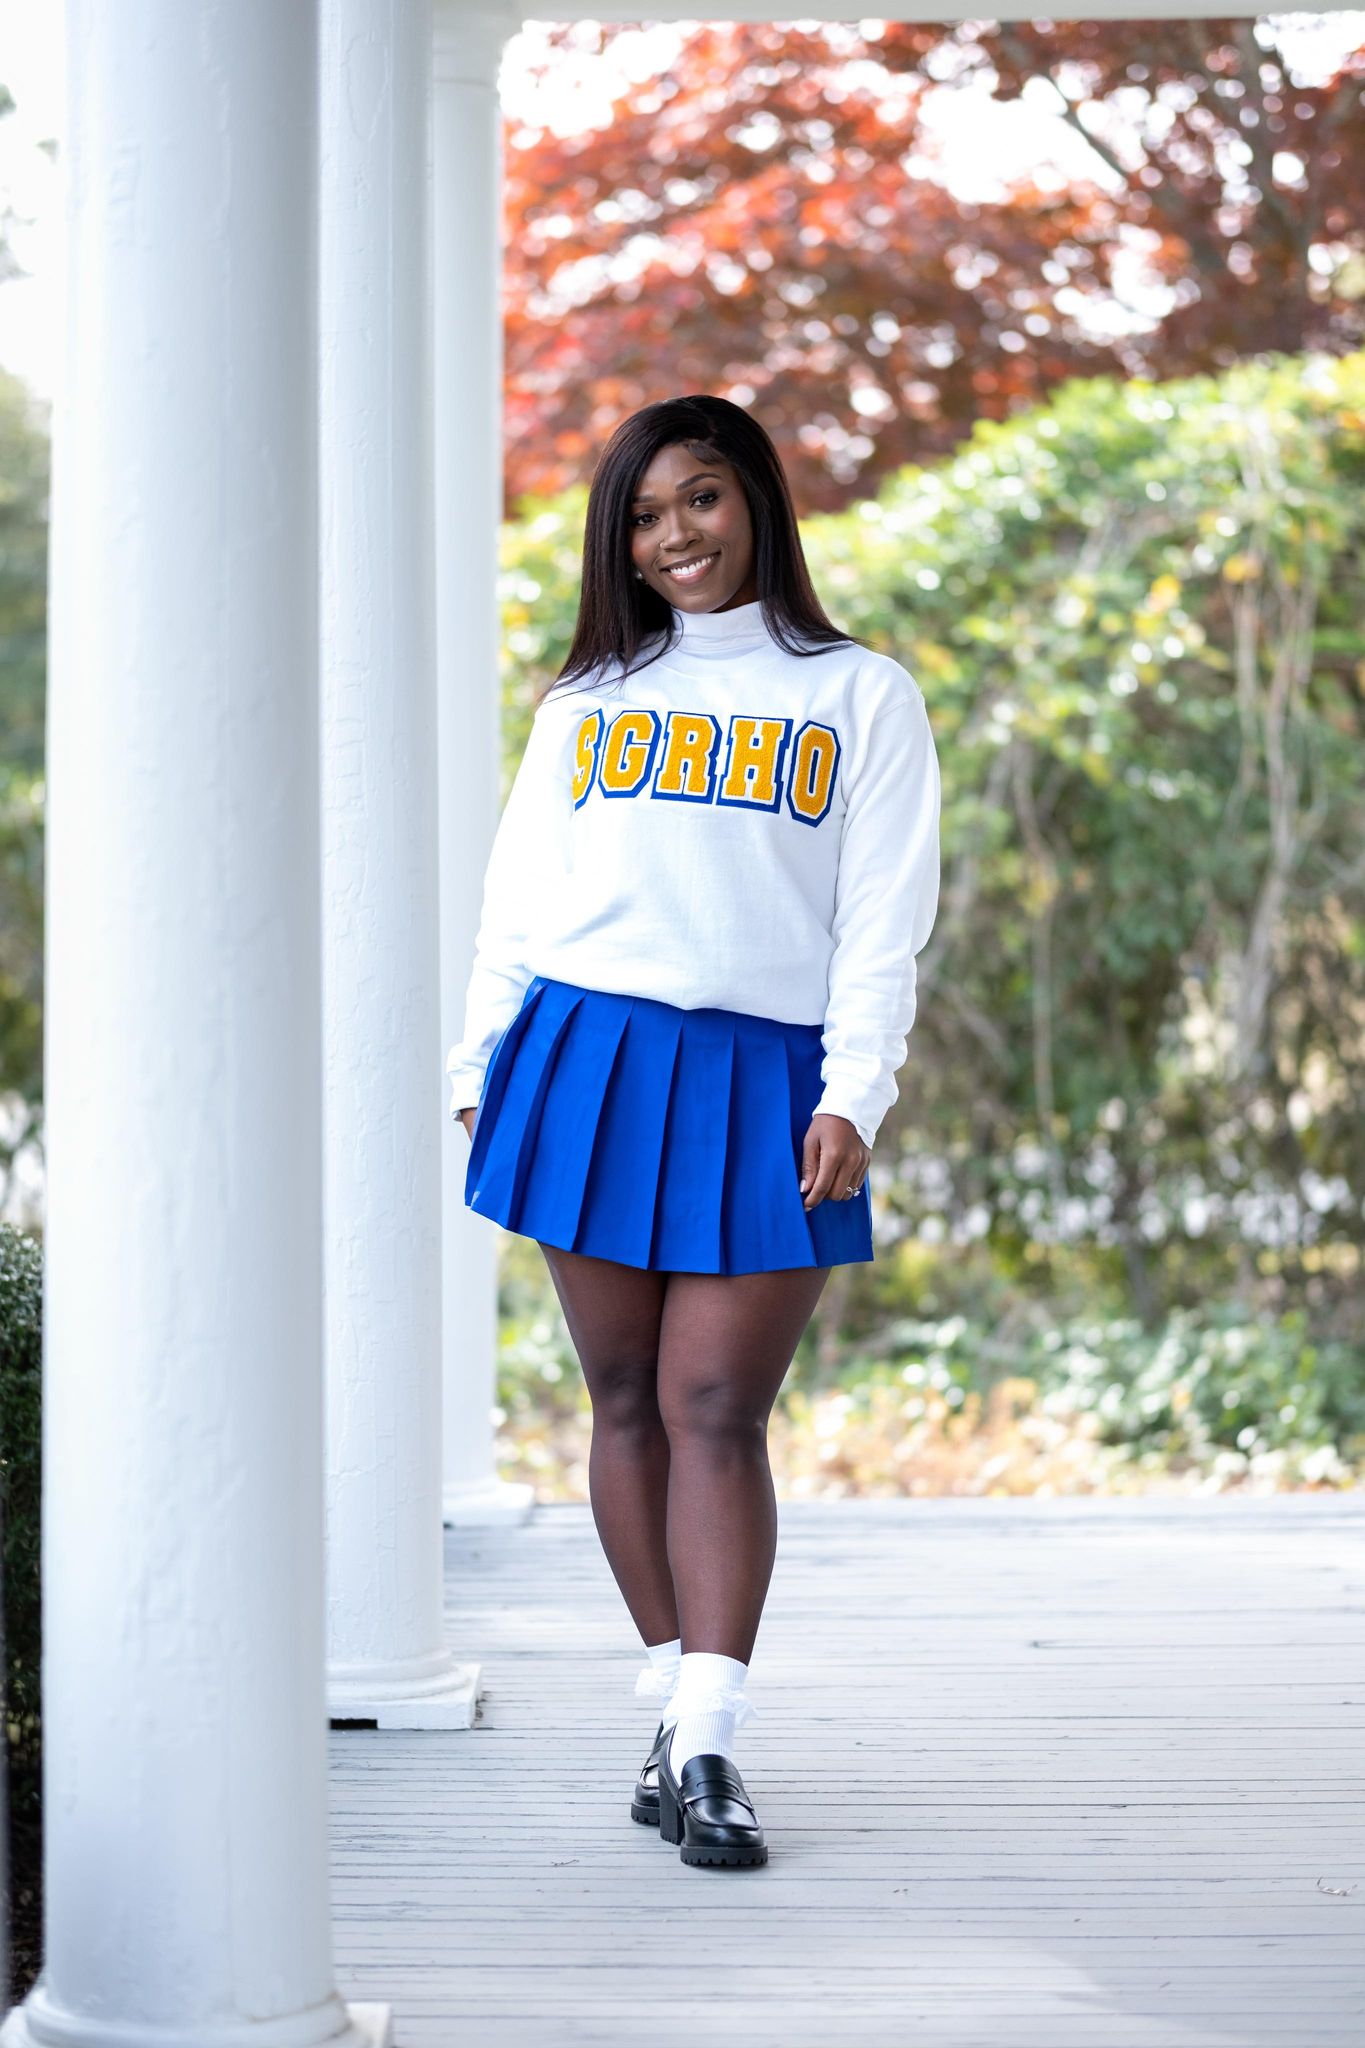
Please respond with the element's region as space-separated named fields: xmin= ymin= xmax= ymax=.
xmin=328 ymin=1494 xmax=1365 ymax=2047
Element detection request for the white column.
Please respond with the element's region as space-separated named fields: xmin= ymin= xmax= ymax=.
xmin=319 ymin=0 xmax=479 ymax=1728
xmin=2 ymin=5 xmax=386 ymax=2045
xmin=433 ymin=0 xmax=534 ymax=1527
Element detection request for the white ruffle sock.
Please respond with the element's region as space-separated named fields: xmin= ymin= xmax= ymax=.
xmin=664 ymin=1650 xmax=759 ymax=1779
xmin=634 ymin=1636 xmax=682 ymax=1711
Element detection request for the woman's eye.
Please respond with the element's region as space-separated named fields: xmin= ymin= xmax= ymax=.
xmin=631 ymin=490 xmax=720 ymax=528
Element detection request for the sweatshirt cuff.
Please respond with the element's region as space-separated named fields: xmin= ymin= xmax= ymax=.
xmin=446 ymin=1062 xmax=485 ymax=1119
xmin=810 ymin=1088 xmax=878 ymax=1150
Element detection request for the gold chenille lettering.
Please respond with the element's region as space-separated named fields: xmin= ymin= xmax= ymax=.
xmin=599 ymin=709 xmax=660 ymax=795
xmin=654 ymin=711 xmax=721 ymax=800
xmin=787 ymin=722 xmax=839 ymax=823
xmin=571 ymin=709 xmax=603 ymax=806
xmin=717 ymin=716 xmax=789 ymax=810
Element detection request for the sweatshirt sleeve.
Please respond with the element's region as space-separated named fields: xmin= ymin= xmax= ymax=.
xmin=445 ymin=698 xmax=571 ymax=1117
xmin=811 ymin=685 xmax=941 ymax=1147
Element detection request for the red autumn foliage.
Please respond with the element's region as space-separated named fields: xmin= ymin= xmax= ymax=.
xmin=502 ymin=19 xmax=1365 ymax=514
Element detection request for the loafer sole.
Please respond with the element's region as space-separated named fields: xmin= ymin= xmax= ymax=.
xmin=680 ymin=1840 xmax=768 ymax=1867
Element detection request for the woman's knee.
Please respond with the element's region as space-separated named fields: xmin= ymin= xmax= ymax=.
xmin=584 ymin=1355 xmax=664 ymax=1438
xmin=659 ymin=1374 xmax=767 ymax=1452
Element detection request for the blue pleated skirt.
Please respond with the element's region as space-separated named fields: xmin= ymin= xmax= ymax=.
xmin=463 ymin=975 xmax=874 ymax=1275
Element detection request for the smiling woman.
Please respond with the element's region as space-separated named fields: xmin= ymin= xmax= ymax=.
xmin=552 ymin=392 xmax=857 ymax=681
xmin=628 ymin=443 xmax=760 ymax=611
xmin=445 ymin=393 xmax=941 ymax=1870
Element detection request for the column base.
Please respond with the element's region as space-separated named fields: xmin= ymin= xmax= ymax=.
xmin=442 ymin=1473 xmax=535 ymax=1526
xmin=328 ymin=1650 xmax=482 ymax=1729
xmin=0 ymin=1991 xmax=392 ymax=2047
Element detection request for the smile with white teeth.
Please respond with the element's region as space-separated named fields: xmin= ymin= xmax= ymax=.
xmin=662 ymin=552 xmax=719 ymax=583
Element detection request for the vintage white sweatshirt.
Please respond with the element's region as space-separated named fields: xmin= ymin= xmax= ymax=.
xmin=445 ymin=597 xmax=941 ymax=1148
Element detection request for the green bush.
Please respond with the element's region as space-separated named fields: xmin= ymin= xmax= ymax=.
xmin=1031 ymin=1305 xmax=1365 ymax=1465
xmin=832 ymin=1300 xmax=1365 ymax=1474
xmin=0 ymin=1223 xmax=42 ymax=1996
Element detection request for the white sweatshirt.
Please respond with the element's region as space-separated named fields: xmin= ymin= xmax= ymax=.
xmin=445 ymin=597 xmax=941 ymax=1148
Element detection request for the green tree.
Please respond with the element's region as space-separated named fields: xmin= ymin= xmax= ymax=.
xmin=502 ymin=351 xmax=1365 ymax=1338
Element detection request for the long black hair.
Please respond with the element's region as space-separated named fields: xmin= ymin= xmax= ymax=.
xmin=548 ymin=395 xmax=852 ymax=700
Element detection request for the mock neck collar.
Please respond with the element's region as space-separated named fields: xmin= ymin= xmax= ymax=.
xmin=667 ymin=597 xmax=770 ymax=654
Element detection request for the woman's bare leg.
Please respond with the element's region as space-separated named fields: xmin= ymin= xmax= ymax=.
xmin=656 ymin=1265 xmax=831 ymax=1663
xmin=538 ymin=1242 xmax=677 ymax=1646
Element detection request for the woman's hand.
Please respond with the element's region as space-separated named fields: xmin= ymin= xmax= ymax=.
xmin=457 ymin=1106 xmax=477 ymax=1140
xmin=799 ymin=1113 xmax=870 ymax=1211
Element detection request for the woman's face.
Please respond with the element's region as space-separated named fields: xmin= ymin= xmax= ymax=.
xmin=628 ymin=443 xmax=759 ymax=613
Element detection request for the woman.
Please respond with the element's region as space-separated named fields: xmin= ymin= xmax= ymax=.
xmin=446 ymin=394 xmax=941 ymax=1869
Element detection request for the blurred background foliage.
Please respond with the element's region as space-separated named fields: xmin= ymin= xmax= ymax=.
xmin=0 ymin=367 xmax=44 ymax=1197
xmin=497 ymin=349 xmax=1365 ymax=1494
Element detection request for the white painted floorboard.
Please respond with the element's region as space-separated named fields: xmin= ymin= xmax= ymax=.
xmin=328 ymin=1493 xmax=1365 ymax=2047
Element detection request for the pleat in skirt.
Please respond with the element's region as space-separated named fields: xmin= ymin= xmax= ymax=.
xmin=463 ymin=974 xmax=874 ymax=1275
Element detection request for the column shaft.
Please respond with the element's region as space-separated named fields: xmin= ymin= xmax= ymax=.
xmin=433 ymin=0 xmax=534 ymax=1527
xmin=320 ymin=0 xmax=479 ymax=1725
xmin=7 ymin=3 xmax=382 ymax=2042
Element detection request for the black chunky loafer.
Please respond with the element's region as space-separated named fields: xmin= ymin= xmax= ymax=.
xmin=630 ymin=1718 xmax=668 ymax=1826
xmin=656 ymin=1741 xmax=768 ymax=1867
